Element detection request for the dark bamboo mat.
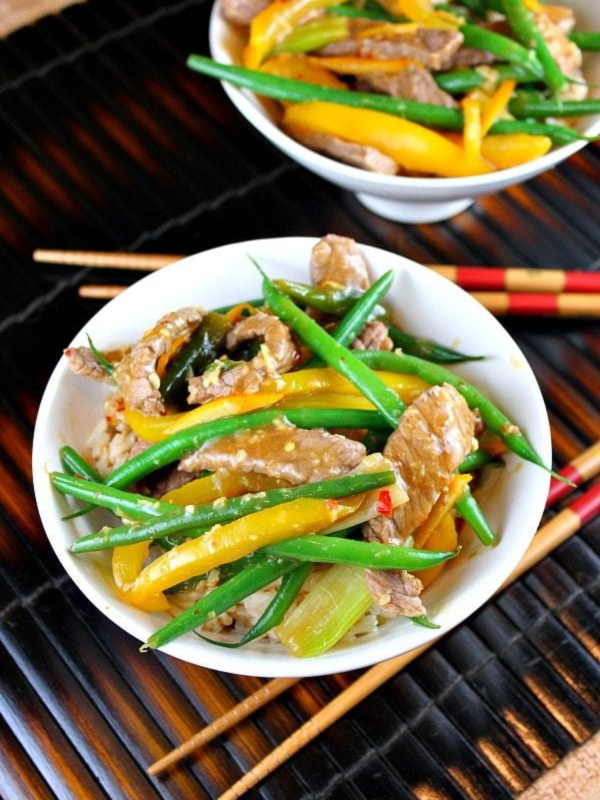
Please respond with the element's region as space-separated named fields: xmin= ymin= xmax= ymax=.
xmin=1 ymin=1 xmax=599 ymax=798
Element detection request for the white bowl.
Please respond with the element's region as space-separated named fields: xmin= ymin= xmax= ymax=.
xmin=33 ymin=237 xmax=551 ymax=677
xmin=209 ymin=0 xmax=600 ymax=223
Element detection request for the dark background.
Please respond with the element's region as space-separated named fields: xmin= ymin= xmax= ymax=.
xmin=0 ymin=1 xmax=599 ymax=798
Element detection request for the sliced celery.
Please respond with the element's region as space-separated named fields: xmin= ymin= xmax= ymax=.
xmin=277 ymin=564 xmax=372 ymax=658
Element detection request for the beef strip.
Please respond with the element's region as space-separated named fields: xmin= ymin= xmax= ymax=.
xmin=218 ymin=0 xmax=270 ymax=25
xmin=363 ymin=383 xmax=476 ymax=618
xmin=187 ymin=311 xmax=296 ymax=404
xmin=290 ymin=129 xmax=399 ymax=174
xmin=357 ymin=28 xmax=464 ymax=71
xmin=64 ymin=346 xmax=114 ymax=383
xmin=364 ymin=383 xmax=476 ymax=546
xmin=534 ymin=9 xmax=587 ymax=100
xmin=310 ymin=234 xmax=371 ymax=290
xmin=351 ymin=320 xmax=393 ymax=351
xmin=114 ymin=307 xmax=203 ymax=417
xmin=178 ymin=420 xmax=366 ymax=485
xmin=448 ymin=46 xmax=496 ymax=68
xmin=357 ymin=65 xmax=458 ymax=107
xmin=365 ymin=568 xmax=426 ymax=617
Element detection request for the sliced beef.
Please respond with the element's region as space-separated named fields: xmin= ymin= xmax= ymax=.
xmin=187 ymin=311 xmax=295 ymax=404
xmin=357 ymin=28 xmax=464 ymax=71
xmin=364 ymin=383 xmax=476 ymax=547
xmin=218 ymin=0 xmax=270 ymax=25
xmin=365 ymin=569 xmax=426 ymax=617
xmin=64 ymin=346 xmax=114 ymax=383
xmin=534 ymin=10 xmax=587 ymax=99
xmin=178 ymin=420 xmax=366 ymax=485
xmin=310 ymin=234 xmax=371 ymax=290
xmin=357 ymin=65 xmax=458 ymax=107
xmin=114 ymin=307 xmax=203 ymax=417
xmin=290 ymin=129 xmax=398 ymax=174
xmin=351 ymin=320 xmax=393 ymax=351
xmin=448 ymin=46 xmax=497 ymax=68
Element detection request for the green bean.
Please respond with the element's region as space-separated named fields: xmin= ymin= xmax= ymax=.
xmin=501 ymin=0 xmax=566 ymax=94
xmin=143 ymin=555 xmax=299 ymax=651
xmin=262 ymin=534 xmax=458 ymax=569
xmin=509 ymin=93 xmax=600 ymax=119
xmin=273 ymin=279 xmax=362 ymax=314
xmin=161 ymin=312 xmax=231 ymax=404
xmin=488 ymin=117 xmax=594 ymax=145
xmin=197 ymin=562 xmax=313 ymax=648
xmin=459 ymin=24 xmax=544 ymax=79
xmin=347 ymin=349 xmax=556 ymax=478
xmin=332 ymin=270 xmax=394 ymax=347
xmin=261 ymin=269 xmax=406 ymax=428
xmin=569 ymin=31 xmax=600 ymax=51
xmin=458 ymin=449 xmax=503 ymax=473
xmin=59 ymin=446 xmax=105 ymax=520
xmin=435 ymin=63 xmax=541 ymax=94
xmin=60 ymin=446 xmax=103 ymax=483
xmin=276 ymin=16 xmax=350 ymax=54
xmin=187 ymin=54 xmax=465 ymax=129
xmin=388 ymin=324 xmax=484 ymax=364
xmin=456 ymin=486 xmax=497 ymax=547
xmin=103 ymin=406 xmax=388 ymax=491
xmin=186 ymin=55 xmax=591 ymax=144
xmin=69 ymin=470 xmax=396 ymax=552
xmin=52 ymin=472 xmax=176 ymax=520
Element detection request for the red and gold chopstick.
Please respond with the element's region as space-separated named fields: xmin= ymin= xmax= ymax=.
xmin=429 ymin=265 xmax=600 ymax=294
xmin=469 ymin=291 xmax=600 ymax=317
xmin=146 ymin=441 xmax=600 ymax=780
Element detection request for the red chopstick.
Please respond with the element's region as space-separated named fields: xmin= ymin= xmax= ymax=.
xmin=547 ymin=440 xmax=600 ymax=507
xmin=430 ymin=265 xmax=600 ymax=294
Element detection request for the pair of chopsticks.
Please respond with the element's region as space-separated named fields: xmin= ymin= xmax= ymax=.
xmin=147 ymin=439 xmax=600 ymax=797
xmin=33 ymin=249 xmax=600 ymax=317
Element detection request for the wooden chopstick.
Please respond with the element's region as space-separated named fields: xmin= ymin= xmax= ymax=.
xmin=147 ymin=677 xmax=299 ymax=777
xmin=209 ymin=479 xmax=600 ymax=800
xmin=33 ymin=249 xmax=600 ymax=294
xmin=147 ymin=442 xmax=600 ymax=779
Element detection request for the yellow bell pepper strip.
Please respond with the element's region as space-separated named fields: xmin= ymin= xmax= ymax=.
xmin=275 ymin=391 xmax=376 ymax=410
xmin=354 ymin=22 xmax=419 ymax=38
xmin=160 ymin=471 xmax=287 ymax=507
xmin=480 ymin=133 xmax=552 ymax=169
xmin=377 ymin=0 xmax=462 ymax=28
xmin=125 ymin=392 xmax=284 ymax=442
xmin=112 ymin=542 xmax=170 ymax=611
xmin=461 ymin=95 xmax=482 ymax=159
xmin=277 ymin=563 xmax=372 ymax=657
xmin=224 ymin=302 xmax=259 ymax=325
xmin=418 ymin=513 xmax=458 ymax=589
xmin=263 ymin=367 xmax=429 ymax=403
xmin=307 ymin=55 xmax=421 ymax=75
xmin=122 ymin=496 xmax=361 ymax=609
xmin=244 ymin=0 xmax=343 ymax=69
xmin=283 ymin=102 xmax=494 ymax=178
xmin=480 ymin=78 xmax=517 ymax=136
xmin=413 ymin=473 xmax=471 ymax=549
xmin=260 ymin=53 xmax=347 ymax=89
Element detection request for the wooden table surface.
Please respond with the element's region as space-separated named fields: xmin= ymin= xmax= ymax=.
xmin=0 ymin=1 xmax=599 ymax=799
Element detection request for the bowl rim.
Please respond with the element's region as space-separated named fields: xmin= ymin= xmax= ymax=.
xmin=32 ymin=236 xmax=552 ymax=677
xmin=208 ymin=0 xmax=600 ymax=191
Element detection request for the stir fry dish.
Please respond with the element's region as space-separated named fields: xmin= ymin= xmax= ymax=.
xmin=54 ymin=235 xmax=550 ymax=657
xmin=188 ymin=0 xmax=600 ymax=177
